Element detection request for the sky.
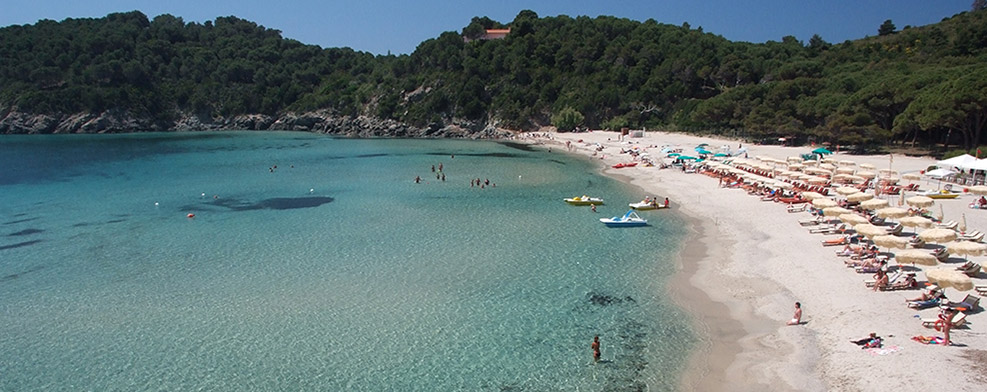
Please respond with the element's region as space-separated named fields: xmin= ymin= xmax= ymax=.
xmin=0 ymin=1 xmax=975 ymax=55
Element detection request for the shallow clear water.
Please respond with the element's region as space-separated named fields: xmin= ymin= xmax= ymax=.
xmin=0 ymin=132 xmax=693 ymax=391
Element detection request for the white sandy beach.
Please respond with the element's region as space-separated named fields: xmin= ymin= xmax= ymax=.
xmin=528 ymin=130 xmax=987 ymax=391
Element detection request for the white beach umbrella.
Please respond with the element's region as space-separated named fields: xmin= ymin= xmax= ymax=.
xmin=860 ymin=199 xmax=890 ymax=210
xmin=918 ymin=228 xmax=958 ymax=244
xmin=773 ymin=181 xmax=794 ymax=189
xmin=857 ymin=170 xmax=876 ymax=178
xmin=902 ymin=173 xmax=922 ymax=181
xmin=835 ymin=167 xmax=856 ymax=174
xmin=822 ymin=158 xmax=837 ymax=164
xmin=855 ymin=224 xmax=888 ymax=239
xmin=893 ymin=249 xmax=938 ymax=266
xmin=925 ymin=268 xmax=974 ymax=291
xmin=847 ymin=192 xmax=875 ymax=202
xmin=905 ymin=196 xmax=934 ymax=208
xmin=875 ymin=207 xmax=910 ymax=219
xmin=819 ymin=163 xmax=837 ymax=170
xmin=968 ymin=185 xmax=987 ymax=196
xmin=823 ymin=206 xmax=853 ymax=217
xmin=803 ymin=160 xmax=819 ymax=166
xmin=812 ymin=198 xmax=838 ymax=209
xmin=847 ymin=175 xmax=867 ymax=184
xmin=807 ymin=177 xmax=829 ymax=184
xmin=839 ymin=160 xmax=857 ymax=167
xmin=788 ymin=164 xmax=805 ymax=171
xmin=787 ymin=156 xmax=804 ymax=163
xmin=840 ymin=214 xmax=871 ymax=226
xmin=859 ymin=163 xmax=876 ymax=170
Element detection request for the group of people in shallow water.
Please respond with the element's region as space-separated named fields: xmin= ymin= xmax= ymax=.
xmin=415 ymin=162 xmax=447 ymax=183
xmin=470 ymin=178 xmax=495 ymax=188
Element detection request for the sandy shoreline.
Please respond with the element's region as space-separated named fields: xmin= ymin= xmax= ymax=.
xmin=523 ymin=130 xmax=987 ymax=391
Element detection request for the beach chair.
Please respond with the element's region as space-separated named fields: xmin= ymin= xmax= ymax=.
xmin=787 ymin=204 xmax=808 ymax=213
xmin=959 ymin=262 xmax=982 ymax=277
xmin=870 ymin=216 xmax=886 ymax=225
xmin=936 ymin=220 xmax=958 ymax=230
xmin=821 ymin=236 xmax=849 ymax=246
xmin=921 ymin=312 xmax=967 ymax=328
xmin=865 ymin=270 xmax=903 ymax=288
xmin=908 ymin=297 xmax=942 ymax=309
xmin=812 ymin=223 xmax=847 ymax=234
xmin=885 ymin=224 xmax=903 ymax=236
xmin=909 ymin=237 xmax=926 ymax=248
xmin=933 ymin=249 xmax=950 ymax=263
xmin=799 ymin=216 xmax=825 ymax=226
xmin=945 ymin=294 xmax=981 ymax=312
xmin=976 ymin=284 xmax=987 ymax=296
xmin=958 ymin=230 xmax=984 ymax=242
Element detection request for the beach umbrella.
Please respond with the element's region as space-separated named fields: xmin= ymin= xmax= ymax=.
xmin=788 ymin=164 xmax=805 ymax=171
xmin=859 ymin=163 xmax=876 ymax=170
xmin=847 ymin=192 xmax=875 ymax=202
xmin=835 ymin=186 xmax=860 ymax=196
xmin=860 ymin=199 xmax=890 ymax=210
xmin=667 ymin=153 xmax=681 ymax=157
xmin=905 ymin=196 xmax=934 ymax=208
xmin=855 ymin=224 xmax=888 ymax=239
xmin=902 ymin=173 xmax=922 ymax=181
xmin=812 ymin=147 xmax=832 ymax=155
xmin=696 ymin=149 xmax=713 ymax=155
xmin=679 ymin=156 xmax=698 ymax=160
xmin=807 ymin=176 xmax=829 ymax=184
xmin=787 ymin=156 xmax=803 ymax=163
xmin=893 ymin=249 xmax=938 ymax=266
xmin=812 ymin=198 xmax=838 ymax=209
xmin=819 ymin=163 xmax=838 ymax=170
xmin=803 ymin=160 xmax=819 ymax=166
xmin=875 ymin=207 xmax=909 ymax=220
xmin=899 ymin=216 xmax=934 ymax=230
xmin=839 ymin=214 xmax=870 ymax=226
xmin=946 ymin=241 xmax=987 ymax=258
xmin=773 ymin=181 xmax=793 ymax=190
xmin=822 ymin=158 xmax=838 ymax=164
xmin=918 ymin=228 xmax=958 ymax=244
xmin=847 ymin=175 xmax=867 ymax=184
xmin=925 ymin=268 xmax=974 ymax=291
xmin=857 ymin=170 xmax=876 ymax=178
xmin=968 ymin=185 xmax=987 ymax=196
xmin=822 ymin=207 xmax=853 ymax=217
xmin=873 ymin=235 xmax=910 ymax=251
xmin=801 ymin=191 xmax=825 ymax=201
xmin=835 ymin=167 xmax=856 ymax=174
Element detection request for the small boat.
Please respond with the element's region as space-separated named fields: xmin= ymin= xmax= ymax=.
xmin=919 ymin=189 xmax=961 ymax=199
xmin=565 ymin=195 xmax=604 ymax=205
xmin=612 ymin=162 xmax=638 ymax=169
xmin=600 ymin=210 xmax=648 ymax=227
xmin=629 ymin=200 xmax=668 ymax=210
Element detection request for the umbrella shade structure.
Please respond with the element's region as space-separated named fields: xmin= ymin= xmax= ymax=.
xmin=918 ymin=228 xmax=959 ymax=244
xmin=678 ymin=155 xmax=698 ymax=160
xmin=946 ymin=241 xmax=987 ymax=258
xmin=873 ymin=235 xmax=910 ymax=250
xmin=860 ymin=163 xmax=876 ymax=170
xmin=969 ymin=185 xmax=987 ymax=196
xmin=902 ymin=173 xmax=922 ymax=181
xmin=667 ymin=153 xmax=681 ymax=157
xmin=855 ymin=224 xmax=889 ymax=238
xmin=822 ymin=207 xmax=853 ymax=217
xmin=860 ymin=199 xmax=890 ymax=210
xmin=925 ymin=268 xmax=974 ymax=291
xmin=875 ymin=207 xmax=910 ymax=219
xmin=812 ymin=147 xmax=832 ymax=155
xmin=812 ymin=198 xmax=839 ymax=209
xmin=801 ymin=191 xmax=825 ymax=200
xmin=905 ymin=196 xmax=935 ymax=208
xmin=835 ymin=186 xmax=860 ymax=195
xmin=899 ymin=216 xmax=934 ymax=230
xmin=893 ymin=249 xmax=938 ymax=266
xmin=807 ymin=177 xmax=829 ymax=184
xmin=847 ymin=192 xmax=875 ymax=202
xmin=839 ymin=214 xmax=871 ymax=226
xmin=835 ymin=167 xmax=856 ymax=174
xmin=839 ymin=160 xmax=857 ymax=167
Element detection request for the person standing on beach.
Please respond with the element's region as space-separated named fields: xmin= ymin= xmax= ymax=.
xmin=591 ymin=336 xmax=601 ymax=362
xmin=787 ymin=302 xmax=802 ymax=325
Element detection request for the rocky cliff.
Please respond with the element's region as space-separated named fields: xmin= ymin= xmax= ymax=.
xmin=0 ymin=107 xmax=514 ymax=139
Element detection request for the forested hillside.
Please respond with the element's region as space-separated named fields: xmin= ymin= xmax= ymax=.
xmin=1 ymin=9 xmax=986 ymax=149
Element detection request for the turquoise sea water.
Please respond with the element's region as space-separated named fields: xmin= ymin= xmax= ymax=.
xmin=0 ymin=132 xmax=693 ymax=391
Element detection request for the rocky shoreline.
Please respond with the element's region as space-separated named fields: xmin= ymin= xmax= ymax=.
xmin=0 ymin=107 xmax=514 ymax=139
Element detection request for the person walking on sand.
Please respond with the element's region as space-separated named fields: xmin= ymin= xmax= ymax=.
xmin=787 ymin=302 xmax=802 ymax=325
xmin=591 ymin=336 xmax=601 ymax=362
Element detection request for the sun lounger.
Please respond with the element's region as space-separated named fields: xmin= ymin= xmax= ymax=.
xmin=921 ymin=312 xmax=967 ymax=328
xmin=908 ymin=298 xmax=942 ymax=309
xmin=787 ymin=204 xmax=808 ymax=213
xmin=945 ymin=294 xmax=981 ymax=312
xmin=885 ymin=224 xmax=903 ymax=236
xmin=810 ymin=224 xmax=847 ymax=234
xmin=870 ymin=216 xmax=886 ymax=225
xmin=958 ymin=230 xmax=984 ymax=242
xmin=909 ymin=237 xmax=926 ymax=248
xmin=936 ymin=220 xmax=958 ymax=230
xmin=934 ymin=250 xmax=950 ymax=263
xmin=865 ymin=270 xmax=903 ymax=288
xmin=799 ymin=217 xmax=825 ymax=226
xmin=822 ymin=236 xmax=849 ymax=246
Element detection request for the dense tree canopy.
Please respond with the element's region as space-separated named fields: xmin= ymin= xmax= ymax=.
xmin=2 ymin=9 xmax=987 ymax=150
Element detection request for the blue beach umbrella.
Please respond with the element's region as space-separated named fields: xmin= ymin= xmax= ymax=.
xmin=713 ymin=153 xmax=728 ymax=157
xmin=695 ymin=148 xmax=713 ymax=155
xmin=812 ymin=147 xmax=832 ymax=155
xmin=668 ymin=153 xmax=681 ymax=157
xmin=678 ymin=155 xmax=698 ymax=160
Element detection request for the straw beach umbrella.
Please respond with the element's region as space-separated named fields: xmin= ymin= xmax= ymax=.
xmin=899 ymin=216 xmax=934 ymax=231
xmin=946 ymin=241 xmax=987 ymax=259
xmin=847 ymin=192 xmax=874 ymax=202
xmin=840 ymin=214 xmax=870 ymax=226
xmin=860 ymin=199 xmax=890 ymax=210
xmin=823 ymin=207 xmax=853 ymax=217
xmin=855 ymin=224 xmax=889 ymax=239
xmin=893 ymin=249 xmax=938 ymax=266
xmin=968 ymin=185 xmax=987 ymax=196
xmin=905 ymin=196 xmax=934 ymax=208
xmin=812 ymin=198 xmax=838 ymax=209
xmin=860 ymin=163 xmax=876 ymax=170
xmin=876 ymin=207 xmax=910 ymax=220
xmin=918 ymin=228 xmax=958 ymax=244
xmin=801 ymin=191 xmax=825 ymax=201
xmin=835 ymin=186 xmax=860 ymax=196
xmin=902 ymin=173 xmax=922 ymax=181
xmin=925 ymin=268 xmax=974 ymax=291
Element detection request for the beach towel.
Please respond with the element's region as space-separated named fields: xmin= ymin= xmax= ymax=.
xmin=911 ymin=335 xmax=945 ymax=345
xmin=865 ymin=345 xmax=901 ymax=356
